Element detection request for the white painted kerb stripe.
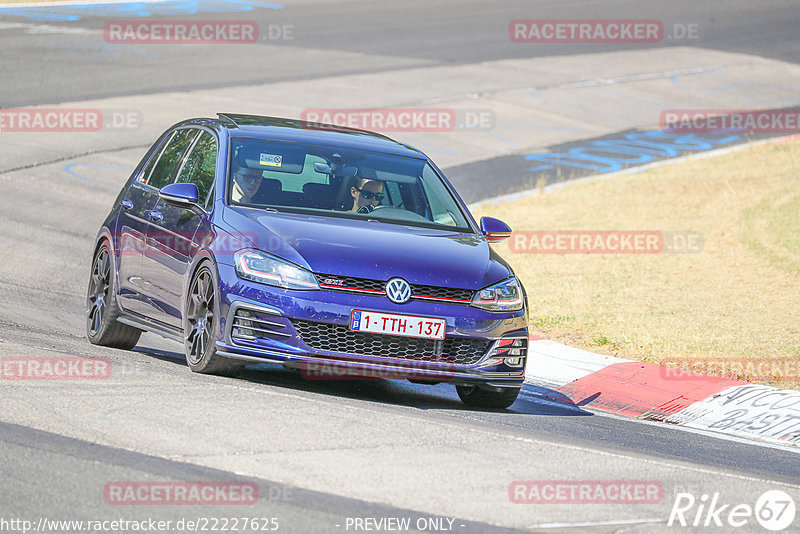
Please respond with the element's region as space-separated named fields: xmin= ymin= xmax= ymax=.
xmin=524 ymin=339 xmax=625 ymax=389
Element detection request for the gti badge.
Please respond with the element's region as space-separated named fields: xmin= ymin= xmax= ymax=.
xmin=385 ymin=277 xmax=412 ymax=304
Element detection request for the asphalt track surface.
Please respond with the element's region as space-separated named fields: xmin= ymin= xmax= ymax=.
xmin=0 ymin=0 xmax=799 ymax=106
xmin=1 ymin=1 xmax=800 ymax=533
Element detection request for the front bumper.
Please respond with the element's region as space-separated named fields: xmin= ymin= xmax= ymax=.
xmin=215 ymin=263 xmax=528 ymax=388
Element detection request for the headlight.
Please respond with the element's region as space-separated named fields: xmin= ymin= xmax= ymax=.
xmin=471 ymin=277 xmax=523 ymax=311
xmin=234 ymin=249 xmax=319 ymax=290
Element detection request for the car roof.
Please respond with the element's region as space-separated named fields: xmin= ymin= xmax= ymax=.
xmin=178 ymin=114 xmax=427 ymax=159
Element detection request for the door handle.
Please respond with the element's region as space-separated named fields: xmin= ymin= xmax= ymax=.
xmin=148 ymin=210 xmax=163 ymax=222
xmin=120 ymin=200 xmax=133 ymax=210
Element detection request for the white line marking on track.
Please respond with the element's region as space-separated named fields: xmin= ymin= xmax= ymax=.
xmin=529 ymin=518 xmax=665 ymax=529
xmin=0 ymin=21 xmax=98 ymax=34
xmin=593 ymin=405 xmax=800 ymax=455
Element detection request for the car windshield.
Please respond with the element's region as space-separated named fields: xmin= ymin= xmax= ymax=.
xmin=227 ymin=139 xmax=472 ymax=231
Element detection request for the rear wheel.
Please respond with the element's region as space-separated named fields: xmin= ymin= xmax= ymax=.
xmin=184 ymin=264 xmax=242 ymax=377
xmin=456 ymin=384 xmax=520 ymax=409
xmin=86 ymin=241 xmax=142 ymax=349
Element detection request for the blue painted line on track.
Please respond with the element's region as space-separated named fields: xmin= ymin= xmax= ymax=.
xmin=0 ymin=0 xmax=282 ymax=21
xmin=64 ymin=162 xmax=130 ymax=187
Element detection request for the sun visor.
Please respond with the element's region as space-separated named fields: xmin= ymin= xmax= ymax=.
xmin=235 ymin=143 xmax=306 ymax=174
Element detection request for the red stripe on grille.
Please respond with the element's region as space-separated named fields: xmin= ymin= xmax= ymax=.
xmin=319 ymin=284 xmax=470 ymax=303
xmin=411 ymin=294 xmax=472 ymax=303
xmin=319 ymin=284 xmax=384 ymax=294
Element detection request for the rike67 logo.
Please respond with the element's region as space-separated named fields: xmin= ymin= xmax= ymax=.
xmin=668 ymin=490 xmax=796 ymax=531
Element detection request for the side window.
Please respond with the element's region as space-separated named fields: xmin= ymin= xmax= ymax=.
xmin=421 ymin=165 xmax=457 ymax=226
xmin=137 ymin=133 xmax=173 ymax=184
xmin=176 ymin=131 xmax=217 ymax=206
xmin=145 ymin=128 xmax=198 ymax=189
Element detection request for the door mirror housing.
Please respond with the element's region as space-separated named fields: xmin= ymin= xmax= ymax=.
xmin=158 ymin=183 xmax=204 ymax=214
xmin=480 ymin=216 xmax=512 ymax=243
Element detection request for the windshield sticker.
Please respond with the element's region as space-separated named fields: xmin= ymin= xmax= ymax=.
xmin=259 ymin=153 xmax=282 ymax=167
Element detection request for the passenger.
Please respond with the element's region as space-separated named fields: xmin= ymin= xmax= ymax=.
xmin=231 ymin=162 xmax=265 ymax=204
xmin=349 ymin=177 xmax=385 ymax=214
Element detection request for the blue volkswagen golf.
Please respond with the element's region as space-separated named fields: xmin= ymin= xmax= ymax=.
xmin=87 ymin=114 xmax=528 ymax=408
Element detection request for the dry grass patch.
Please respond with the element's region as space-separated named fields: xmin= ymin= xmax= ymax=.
xmin=473 ymin=139 xmax=800 ymax=388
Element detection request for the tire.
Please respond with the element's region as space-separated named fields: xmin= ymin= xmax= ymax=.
xmin=456 ymin=384 xmax=520 ymax=409
xmin=86 ymin=241 xmax=142 ymax=350
xmin=184 ymin=263 xmax=242 ymax=377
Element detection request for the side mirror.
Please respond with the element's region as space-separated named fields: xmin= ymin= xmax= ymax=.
xmin=159 ymin=183 xmax=204 ymax=214
xmin=480 ymin=216 xmax=512 ymax=243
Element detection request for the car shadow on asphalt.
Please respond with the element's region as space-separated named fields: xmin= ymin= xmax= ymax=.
xmin=133 ymin=345 xmax=592 ymax=417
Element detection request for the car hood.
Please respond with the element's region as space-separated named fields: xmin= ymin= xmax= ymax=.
xmin=222 ymin=207 xmax=512 ymax=289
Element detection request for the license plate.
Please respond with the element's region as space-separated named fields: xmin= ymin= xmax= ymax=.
xmin=349 ymin=310 xmax=446 ymax=340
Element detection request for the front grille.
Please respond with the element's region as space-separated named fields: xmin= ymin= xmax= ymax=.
xmin=410 ymin=283 xmax=473 ymax=302
xmin=316 ymin=274 xmax=385 ymax=293
xmin=315 ymin=274 xmax=474 ymax=303
xmin=292 ymin=320 xmax=491 ymax=365
xmin=230 ymin=308 xmax=291 ymax=341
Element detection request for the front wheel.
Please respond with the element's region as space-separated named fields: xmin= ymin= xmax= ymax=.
xmin=184 ymin=264 xmax=242 ymax=377
xmin=456 ymin=385 xmax=520 ymax=409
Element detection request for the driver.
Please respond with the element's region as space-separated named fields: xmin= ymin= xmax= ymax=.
xmin=231 ymin=161 xmax=265 ymax=204
xmin=350 ymin=177 xmax=385 ymax=214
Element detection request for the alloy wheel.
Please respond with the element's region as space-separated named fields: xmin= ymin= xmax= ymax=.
xmin=186 ymin=268 xmax=215 ymax=365
xmin=87 ymin=247 xmax=110 ymax=336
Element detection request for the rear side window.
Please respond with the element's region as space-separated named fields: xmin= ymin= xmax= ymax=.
xmin=176 ymin=131 xmax=217 ymax=206
xmin=144 ymin=128 xmax=198 ymax=189
xmin=137 ymin=135 xmax=170 ymax=185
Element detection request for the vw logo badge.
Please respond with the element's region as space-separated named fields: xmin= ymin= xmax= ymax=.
xmin=385 ymin=277 xmax=412 ymax=304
